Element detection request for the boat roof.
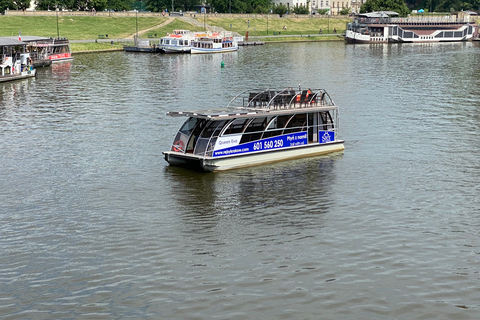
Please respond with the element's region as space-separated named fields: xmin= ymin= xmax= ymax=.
xmin=0 ymin=38 xmax=26 ymax=46
xmin=4 ymin=36 xmax=51 ymax=42
xmin=358 ymin=11 xmax=399 ymax=18
xmin=167 ymin=87 xmax=339 ymax=120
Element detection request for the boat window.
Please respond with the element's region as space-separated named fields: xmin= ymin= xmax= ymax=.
xmin=222 ymin=118 xmax=249 ymax=135
xmin=284 ymin=113 xmax=307 ymax=134
xmin=185 ymin=119 xmax=207 ymax=153
xmin=195 ymin=120 xmax=228 ymax=156
xmin=200 ymin=120 xmax=227 ymax=138
xmin=262 ymin=115 xmax=293 ymax=138
xmin=277 ymin=115 xmax=292 ymax=129
xmin=179 ymin=117 xmax=199 ymax=136
xmin=244 ymin=117 xmax=270 ymax=133
xmin=320 ymin=111 xmax=334 ymax=130
xmin=239 ymin=117 xmax=271 ymax=144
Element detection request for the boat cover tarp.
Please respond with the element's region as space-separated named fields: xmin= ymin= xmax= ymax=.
xmin=0 ymin=38 xmax=26 ymax=46
xmin=358 ymin=11 xmax=399 ymax=18
xmin=4 ymin=36 xmax=51 ymax=42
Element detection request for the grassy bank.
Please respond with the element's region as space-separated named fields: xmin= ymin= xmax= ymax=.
xmin=0 ymin=15 xmax=351 ymax=52
xmin=201 ymin=17 xmax=350 ymax=37
xmin=0 ymin=16 xmax=167 ymax=39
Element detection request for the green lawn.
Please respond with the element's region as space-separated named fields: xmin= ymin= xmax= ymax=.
xmin=0 ymin=16 xmax=167 ymax=39
xmin=0 ymin=15 xmax=351 ymax=52
xmin=137 ymin=18 xmax=199 ymax=38
xmin=200 ymin=17 xmax=351 ymax=36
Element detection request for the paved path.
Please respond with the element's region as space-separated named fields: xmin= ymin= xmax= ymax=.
xmin=179 ymin=16 xmax=219 ymax=31
xmin=125 ymin=17 xmax=175 ymax=39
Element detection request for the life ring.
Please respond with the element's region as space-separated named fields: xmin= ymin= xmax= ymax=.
xmin=173 ymin=140 xmax=184 ymax=152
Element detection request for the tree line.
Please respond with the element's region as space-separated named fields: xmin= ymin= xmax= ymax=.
xmin=360 ymin=0 xmax=480 ymax=15
xmin=1 ymin=0 xmax=478 ymax=18
xmin=1 ymin=0 xmax=305 ymax=14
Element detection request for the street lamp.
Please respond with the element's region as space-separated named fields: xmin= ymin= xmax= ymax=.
xmin=327 ymin=11 xmax=330 ymax=33
xmin=56 ymin=10 xmax=59 ymax=38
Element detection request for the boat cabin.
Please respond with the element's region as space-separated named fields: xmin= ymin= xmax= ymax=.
xmin=0 ymin=38 xmax=35 ymax=81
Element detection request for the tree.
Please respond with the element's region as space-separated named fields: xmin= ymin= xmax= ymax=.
xmin=272 ymin=2 xmax=287 ymax=16
xmin=90 ymin=0 xmax=108 ymax=11
xmin=339 ymin=7 xmax=351 ymax=14
xmin=13 ymin=0 xmax=30 ymax=10
xmin=292 ymin=4 xmax=309 ymax=14
xmin=105 ymin=0 xmax=132 ymax=11
xmin=36 ymin=0 xmax=75 ymax=10
xmin=360 ymin=0 xmax=409 ymax=16
xmin=146 ymin=0 xmax=169 ymax=12
xmin=0 ymin=0 xmax=13 ymax=13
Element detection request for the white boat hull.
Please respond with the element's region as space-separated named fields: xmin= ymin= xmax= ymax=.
xmin=190 ymin=47 xmax=238 ymax=54
xmin=164 ymin=141 xmax=344 ymax=172
xmin=0 ymin=69 xmax=36 ymax=83
xmin=162 ymin=46 xmax=191 ymax=53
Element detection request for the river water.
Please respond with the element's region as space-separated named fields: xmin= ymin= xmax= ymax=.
xmin=1 ymin=41 xmax=480 ymax=319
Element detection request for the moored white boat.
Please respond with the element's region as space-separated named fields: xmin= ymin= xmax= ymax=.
xmin=163 ymin=87 xmax=345 ymax=172
xmin=159 ymin=30 xmax=197 ymax=53
xmin=345 ymin=11 xmax=476 ymax=43
xmin=0 ymin=38 xmax=36 ymax=83
xmin=190 ymin=31 xmax=238 ymax=54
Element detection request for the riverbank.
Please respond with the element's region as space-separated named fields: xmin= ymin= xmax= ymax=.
xmin=0 ymin=14 xmax=350 ymax=52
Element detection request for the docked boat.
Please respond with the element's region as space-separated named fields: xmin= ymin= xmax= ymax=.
xmin=345 ymin=11 xmax=476 ymax=43
xmin=190 ymin=31 xmax=238 ymax=54
xmin=15 ymin=36 xmax=73 ymax=67
xmin=163 ymin=87 xmax=345 ymax=172
xmin=159 ymin=30 xmax=197 ymax=53
xmin=0 ymin=38 xmax=36 ymax=83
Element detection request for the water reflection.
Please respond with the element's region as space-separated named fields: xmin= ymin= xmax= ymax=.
xmin=165 ymin=153 xmax=343 ymax=235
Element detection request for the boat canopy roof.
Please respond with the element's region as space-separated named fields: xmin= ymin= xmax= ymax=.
xmin=167 ymin=87 xmax=338 ymax=120
xmin=0 ymin=38 xmax=26 ymax=46
xmin=3 ymin=36 xmax=51 ymax=42
xmin=358 ymin=11 xmax=399 ymax=18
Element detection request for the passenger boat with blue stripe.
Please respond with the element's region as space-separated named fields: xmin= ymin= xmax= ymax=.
xmin=163 ymin=87 xmax=345 ymax=172
xmin=190 ymin=31 xmax=238 ymax=54
xmin=345 ymin=11 xmax=476 ymax=44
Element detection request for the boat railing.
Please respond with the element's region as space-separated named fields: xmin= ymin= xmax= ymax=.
xmin=354 ymin=16 xmax=471 ymax=25
xmin=233 ymin=88 xmax=335 ymax=110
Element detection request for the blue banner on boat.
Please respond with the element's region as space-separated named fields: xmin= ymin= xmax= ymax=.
xmin=319 ymin=131 xmax=335 ymax=143
xmin=213 ymin=132 xmax=308 ymax=157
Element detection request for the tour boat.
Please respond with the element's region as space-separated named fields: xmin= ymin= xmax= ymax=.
xmin=163 ymin=87 xmax=345 ymax=172
xmin=21 ymin=36 xmax=73 ymax=66
xmin=190 ymin=31 xmax=238 ymax=54
xmin=159 ymin=30 xmax=197 ymax=53
xmin=0 ymin=38 xmax=36 ymax=83
xmin=345 ymin=11 xmax=476 ymax=43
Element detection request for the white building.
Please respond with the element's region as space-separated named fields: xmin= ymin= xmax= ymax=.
xmin=271 ymin=0 xmax=365 ymax=15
